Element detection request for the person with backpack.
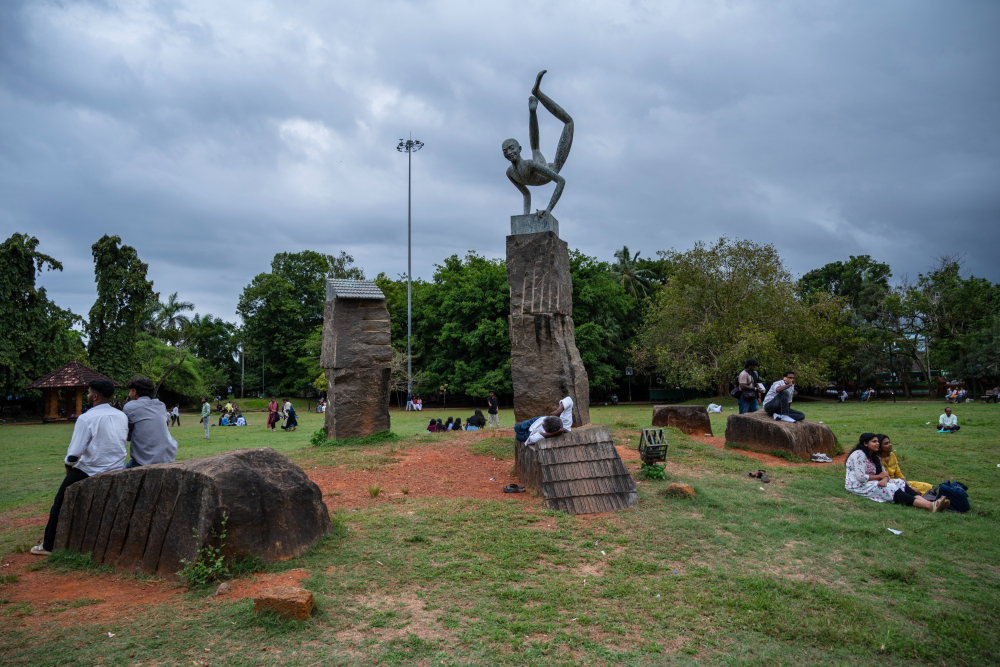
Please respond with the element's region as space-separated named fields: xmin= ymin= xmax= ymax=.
xmin=845 ymin=433 xmax=950 ymax=512
xmin=735 ymin=359 xmax=762 ymax=414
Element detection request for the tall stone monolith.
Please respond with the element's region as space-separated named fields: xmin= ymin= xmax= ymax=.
xmin=506 ymin=217 xmax=590 ymax=426
xmin=321 ymin=279 xmax=391 ymax=440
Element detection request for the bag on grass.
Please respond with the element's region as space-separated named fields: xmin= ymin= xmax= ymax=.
xmin=935 ymin=481 xmax=970 ymax=513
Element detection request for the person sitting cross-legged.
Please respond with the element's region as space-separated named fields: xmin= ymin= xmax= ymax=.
xmin=32 ymin=379 xmax=127 ymax=556
xmin=763 ymin=371 xmax=805 ymax=423
xmin=938 ymin=407 xmax=960 ymax=432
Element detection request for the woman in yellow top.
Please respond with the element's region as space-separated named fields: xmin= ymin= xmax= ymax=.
xmin=877 ymin=434 xmax=933 ymax=495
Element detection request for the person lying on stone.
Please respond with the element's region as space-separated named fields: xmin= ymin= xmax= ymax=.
xmin=32 ymin=379 xmax=128 ymax=556
xmin=876 ymin=434 xmax=932 ymax=495
xmin=516 ymin=415 xmax=566 ymax=446
xmin=763 ymin=371 xmax=805 ymax=423
xmin=123 ymin=376 xmax=178 ymax=468
xmin=550 ymin=396 xmax=575 ymax=431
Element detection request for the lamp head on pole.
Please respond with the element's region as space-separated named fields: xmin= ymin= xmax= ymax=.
xmin=396 ymin=138 xmax=424 ymax=153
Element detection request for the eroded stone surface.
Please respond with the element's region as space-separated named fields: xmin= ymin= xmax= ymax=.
xmin=507 ymin=232 xmax=590 ymax=425
xmin=321 ymin=283 xmax=392 ymax=440
xmin=724 ymin=411 xmax=837 ymax=459
xmin=54 ymin=448 xmax=331 ymax=578
xmin=254 ymin=586 xmax=315 ymax=620
xmin=651 ymin=405 xmax=713 ymax=436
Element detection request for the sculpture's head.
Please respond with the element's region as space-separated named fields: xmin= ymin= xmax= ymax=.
xmin=502 ymin=138 xmax=521 ymax=162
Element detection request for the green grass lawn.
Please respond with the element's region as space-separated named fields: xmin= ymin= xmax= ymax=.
xmin=2 ymin=400 xmax=999 ymax=666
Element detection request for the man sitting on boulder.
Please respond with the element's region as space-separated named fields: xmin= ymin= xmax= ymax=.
xmin=122 ymin=376 xmax=178 ymax=468
xmin=763 ymin=370 xmax=805 ymax=423
xmin=32 ymin=378 xmax=127 ymax=556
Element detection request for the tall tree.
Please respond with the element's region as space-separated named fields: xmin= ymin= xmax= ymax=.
xmin=0 ymin=233 xmax=85 ymax=397
xmin=610 ymin=245 xmax=653 ymax=300
xmin=139 ymin=292 xmax=196 ymax=397
xmin=634 ymin=237 xmax=844 ymax=394
xmin=86 ymin=235 xmax=157 ymax=386
xmin=237 ymin=250 xmax=363 ymax=395
xmin=188 ymin=314 xmax=238 ymax=393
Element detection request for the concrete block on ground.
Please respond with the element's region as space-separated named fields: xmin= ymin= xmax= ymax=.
xmin=254 ymin=586 xmax=314 ymax=620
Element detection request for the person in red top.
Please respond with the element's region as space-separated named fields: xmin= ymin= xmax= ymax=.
xmin=266 ymin=397 xmax=280 ymax=431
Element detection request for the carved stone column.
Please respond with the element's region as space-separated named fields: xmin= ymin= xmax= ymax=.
xmin=506 ymin=227 xmax=590 ymax=426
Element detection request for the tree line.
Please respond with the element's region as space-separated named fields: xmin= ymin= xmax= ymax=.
xmin=2 ymin=232 xmax=997 ymax=410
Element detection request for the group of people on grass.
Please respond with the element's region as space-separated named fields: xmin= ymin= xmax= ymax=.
xmin=266 ymin=397 xmax=298 ymax=432
xmin=427 ymin=409 xmax=488 ymax=432
xmin=32 ymin=377 xmax=179 ymax=556
xmin=218 ymin=399 xmax=247 ymax=427
xmin=845 ymin=432 xmax=950 ymax=513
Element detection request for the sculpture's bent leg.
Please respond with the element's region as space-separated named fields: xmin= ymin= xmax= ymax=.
xmin=533 ymin=85 xmax=574 ymax=173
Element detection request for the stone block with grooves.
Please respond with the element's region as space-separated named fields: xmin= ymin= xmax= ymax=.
xmin=53 ymin=448 xmax=331 ymax=578
xmin=506 ymin=231 xmax=590 ymax=425
xmin=724 ymin=411 xmax=837 ymax=459
xmin=651 ymin=405 xmax=713 ymax=436
xmin=254 ymin=586 xmax=315 ymax=620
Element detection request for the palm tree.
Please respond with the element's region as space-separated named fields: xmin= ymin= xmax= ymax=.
xmin=610 ymin=246 xmax=652 ymax=300
xmin=154 ymin=292 xmax=194 ymax=338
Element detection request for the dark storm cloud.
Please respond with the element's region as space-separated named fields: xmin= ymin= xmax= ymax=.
xmin=1 ymin=0 xmax=998 ymax=321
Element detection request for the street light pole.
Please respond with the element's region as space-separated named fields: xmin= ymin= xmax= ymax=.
xmin=397 ymin=135 xmax=424 ymax=402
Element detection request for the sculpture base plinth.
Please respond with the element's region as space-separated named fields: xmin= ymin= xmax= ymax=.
xmin=511 ymin=213 xmax=559 ymax=237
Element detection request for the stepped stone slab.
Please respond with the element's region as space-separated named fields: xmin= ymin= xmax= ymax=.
xmin=724 ymin=411 xmax=837 ymax=459
xmin=54 ymin=448 xmax=331 ymax=578
xmin=514 ymin=427 xmax=636 ymax=515
xmin=651 ymin=405 xmax=713 ymax=436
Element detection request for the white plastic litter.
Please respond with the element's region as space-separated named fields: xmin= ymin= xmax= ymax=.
xmin=601 ymin=550 xmax=606 ymax=555
xmin=107 ymin=633 xmax=115 ymax=638
xmin=760 ymin=487 xmax=765 ymax=491
xmin=887 ymin=528 xmax=902 ymax=535
xmin=656 ymin=594 xmax=661 ymax=598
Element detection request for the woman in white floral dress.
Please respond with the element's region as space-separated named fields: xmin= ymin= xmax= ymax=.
xmin=845 ymin=433 xmax=950 ymax=512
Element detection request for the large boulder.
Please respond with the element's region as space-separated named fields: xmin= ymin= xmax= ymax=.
xmin=507 ymin=231 xmax=590 ymax=426
xmin=724 ymin=411 xmax=836 ymax=459
xmin=54 ymin=448 xmax=331 ymax=578
xmin=651 ymin=405 xmax=713 ymax=436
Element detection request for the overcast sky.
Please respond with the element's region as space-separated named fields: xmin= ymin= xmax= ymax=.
xmin=2 ymin=0 xmax=998 ymax=323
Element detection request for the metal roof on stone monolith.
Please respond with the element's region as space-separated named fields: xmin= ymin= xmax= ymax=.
xmin=325 ymin=279 xmax=385 ymax=301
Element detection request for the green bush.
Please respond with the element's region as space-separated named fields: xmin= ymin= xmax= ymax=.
xmin=640 ymin=462 xmax=667 ymax=480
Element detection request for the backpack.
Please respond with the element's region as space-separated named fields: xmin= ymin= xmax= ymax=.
xmin=935 ymin=481 xmax=970 ymax=513
xmin=731 ymin=369 xmax=758 ymax=400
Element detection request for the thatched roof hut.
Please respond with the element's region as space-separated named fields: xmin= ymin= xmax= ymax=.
xmin=24 ymin=361 xmax=118 ymax=422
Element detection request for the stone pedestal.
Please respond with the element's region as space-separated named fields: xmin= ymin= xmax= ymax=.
xmin=511 ymin=212 xmax=559 ymax=237
xmin=506 ymin=231 xmax=590 ymax=425
xmin=321 ymin=280 xmax=392 ymax=440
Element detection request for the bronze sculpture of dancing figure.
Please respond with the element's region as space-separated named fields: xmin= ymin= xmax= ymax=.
xmin=503 ymin=70 xmax=574 ymax=218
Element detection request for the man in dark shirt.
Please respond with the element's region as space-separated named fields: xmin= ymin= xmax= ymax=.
xmin=487 ymin=390 xmax=500 ymax=428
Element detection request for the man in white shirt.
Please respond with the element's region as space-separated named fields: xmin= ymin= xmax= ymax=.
xmin=838 ymin=390 xmax=848 ymax=403
xmin=551 ymin=396 xmax=575 ymax=431
xmin=169 ymin=404 xmax=180 ymax=426
xmin=763 ymin=371 xmax=805 ymax=423
xmin=32 ymin=379 xmax=127 ymax=556
xmin=524 ymin=416 xmax=566 ymax=446
xmin=938 ymin=407 xmax=960 ymax=432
